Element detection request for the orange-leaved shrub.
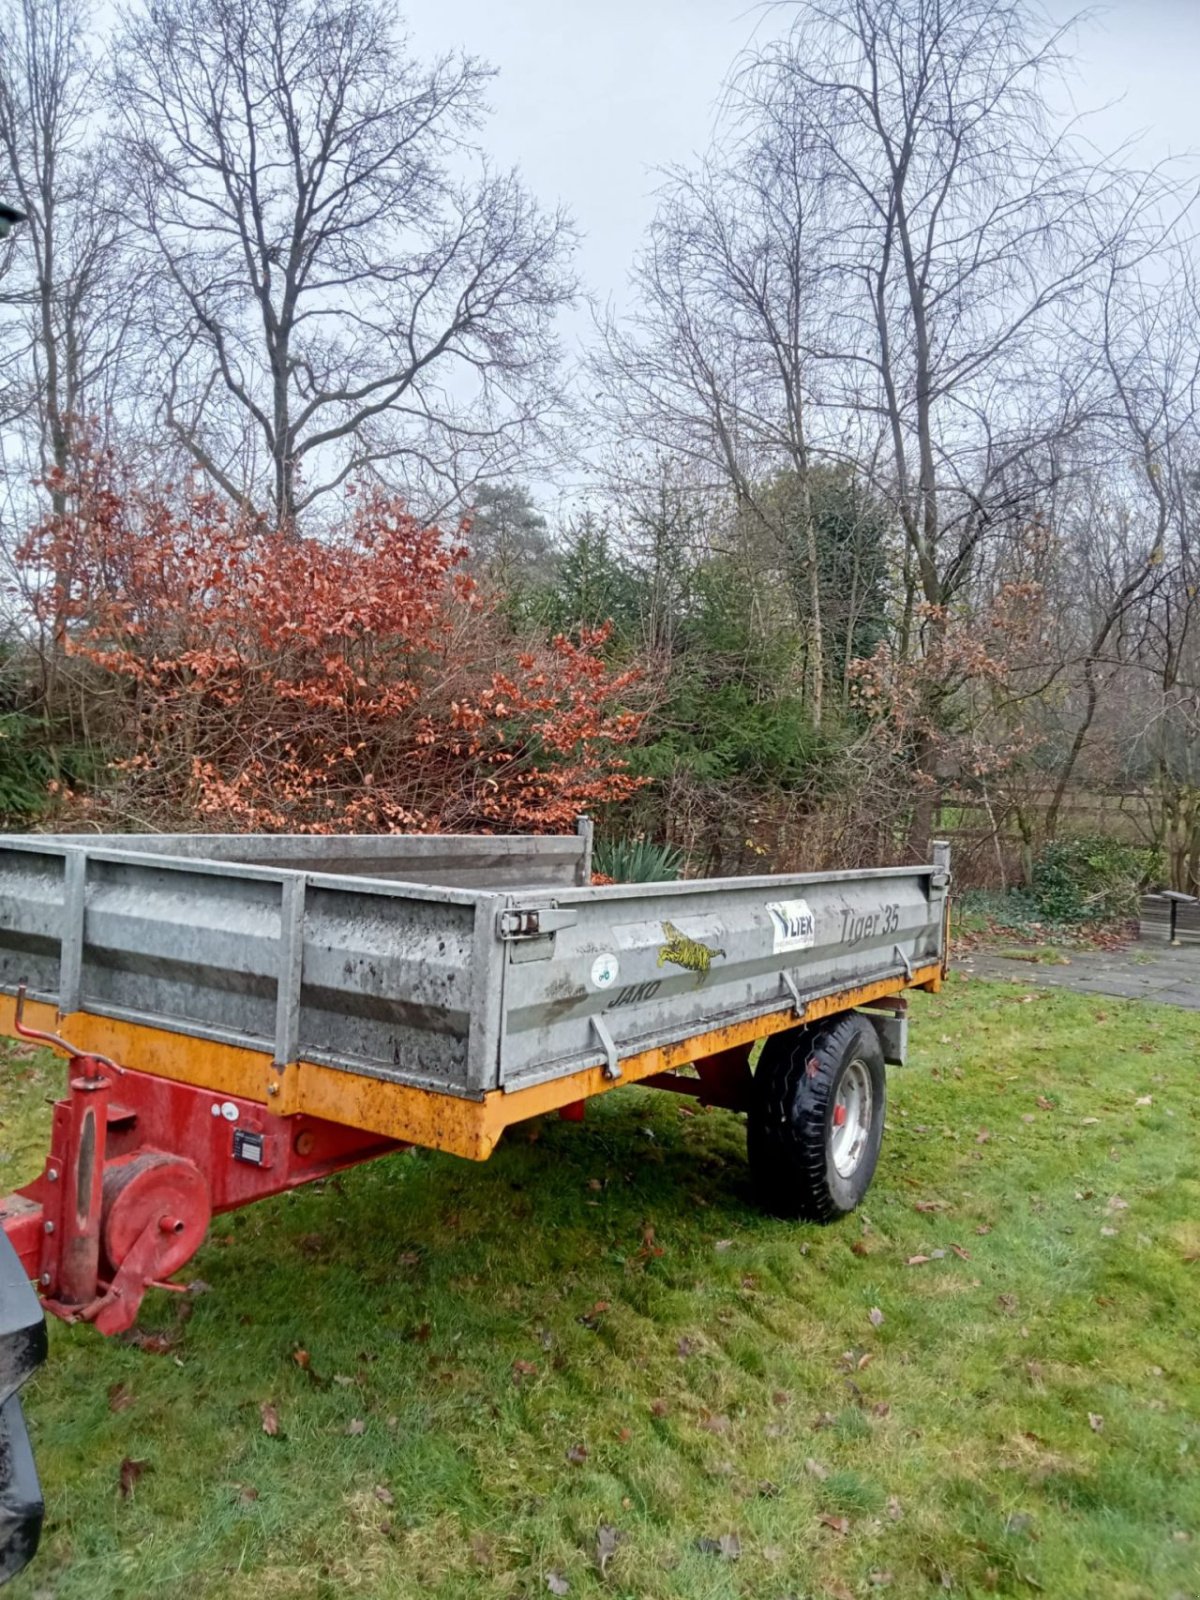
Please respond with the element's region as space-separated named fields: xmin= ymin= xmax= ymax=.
xmin=20 ymin=460 xmax=646 ymax=833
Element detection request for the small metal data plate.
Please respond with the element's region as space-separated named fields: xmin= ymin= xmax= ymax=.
xmin=232 ymin=1129 xmax=265 ymax=1166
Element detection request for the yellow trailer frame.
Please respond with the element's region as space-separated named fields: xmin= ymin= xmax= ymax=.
xmin=0 ymin=962 xmax=941 ymax=1163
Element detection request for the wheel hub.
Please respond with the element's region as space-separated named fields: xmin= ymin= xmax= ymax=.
xmin=830 ymin=1059 xmax=873 ymax=1178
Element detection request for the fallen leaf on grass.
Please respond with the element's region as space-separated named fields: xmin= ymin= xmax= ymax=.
xmin=374 ymin=1485 xmax=394 ymax=1506
xmin=851 ymin=1240 xmax=870 ymax=1257
xmin=1035 ymin=1096 xmax=1054 ymax=1111
xmin=511 ymin=1359 xmax=538 ymax=1385
xmin=677 ymin=1336 xmax=698 ymax=1358
xmin=1135 ymin=1095 xmax=1153 ymax=1107
xmin=805 ymin=1457 xmax=829 ymax=1480
xmin=976 ymin=1128 xmax=992 ymax=1144
xmin=1088 ymin=1413 xmax=1104 ymax=1433
xmin=914 ymin=1200 xmax=949 ymax=1213
xmin=887 ymin=1496 xmax=904 ymax=1521
xmin=547 ymin=1572 xmax=570 ymax=1595
xmin=595 ymin=1524 xmax=622 ymax=1577
xmin=825 ymin=1584 xmax=855 ymax=1600
xmin=292 ymin=1348 xmax=310 ymax=1371
xmin=819 ymin=1513 xmax=850 ymax=1535
xmin=123 ymin=1328 xmax=176 ymax=1355
xmin=868 ymin=1306 xmax=885 ymax=1328
xmin=118 ymin=1457 xmax=151 ymax=1499
xmin=577 ymin=1300 xmax=610 ymax=1330
xmin=840 ymin=1349 xmax=874 ymax=1371
xmin=565 ymin=1443 xmax=589 ymax=1465
xmin=107 ymin=1382 xmax=135 ymax=1413
xmin=699 ymin=1413 xmax=730 ymax=1434
xmin=950 ymin=1243 xmax=972 ymax=1261
xmin=346 ymin=1418 xmax=366 ymax=1436
xmin=259 ymin=1403 xmax=280 ymax=1437
xmin=907 ymin=1254 xmax=932 ymax=1267
xmin=236 ymin=1484 xmax=259 ymax=1505
xmin=1106 ymin=1195 xmax=1129 ymax=1213
xmin=695 ymin=1533 xmax=741 ymax=1560
xmin=1081 ymin=1117 xmax=1100 ymax=1126
xmin=870 ymin=1574 xmax=895 ymax=1588
xmin=649 ymin=1398 xmax=669 ymax=1417
xmin=997 ymin=1294 xmax=1018 ymax=1314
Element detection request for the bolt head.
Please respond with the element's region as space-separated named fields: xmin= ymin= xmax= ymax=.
xmin=43 ymin=1219 xmax=55 ymax=1233
xmin=39 ymin=1272 xmax=51 ymax=1287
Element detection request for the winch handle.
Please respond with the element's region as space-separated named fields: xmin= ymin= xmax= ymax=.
xmin=13 ymin=982 xmax=121 ymax=1074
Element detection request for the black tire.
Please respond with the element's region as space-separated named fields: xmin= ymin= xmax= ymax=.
xmin=747 ymin=1012 xmax=886 ymax=1222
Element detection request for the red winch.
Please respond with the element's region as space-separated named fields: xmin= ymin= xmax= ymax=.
xmin=0 ymin=987 xmax=399 ymax=1335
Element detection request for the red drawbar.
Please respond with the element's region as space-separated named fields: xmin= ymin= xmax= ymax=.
xmin=0 ymin=1058 xmax=401 ymax=1333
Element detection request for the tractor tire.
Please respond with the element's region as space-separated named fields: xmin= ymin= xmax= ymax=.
xmin=748 ymin=1012 xmax=886 ymax=1222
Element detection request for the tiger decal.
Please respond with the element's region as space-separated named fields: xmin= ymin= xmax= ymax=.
xmin=657 ymin=920 xmax=726 ymax=974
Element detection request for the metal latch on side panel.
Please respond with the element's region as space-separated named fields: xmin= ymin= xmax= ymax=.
xmin=496 ymin=904 xmax=578 ymax=962
xmin=496 ymin=906 xmax=578 ymax=939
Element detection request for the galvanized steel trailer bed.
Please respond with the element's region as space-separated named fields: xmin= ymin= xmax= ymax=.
xmin=0 ymin=824 xmax=949 ymax=1336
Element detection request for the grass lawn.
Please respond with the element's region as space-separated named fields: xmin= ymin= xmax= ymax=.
xmin=2 ymin=977 xmax=1198 ymax=1600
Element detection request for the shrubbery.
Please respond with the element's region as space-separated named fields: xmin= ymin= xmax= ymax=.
xmin=18 ymin=461 xmax=648 ymax=835
xmin=1029 ymin=835 xmax=1160 ymax=924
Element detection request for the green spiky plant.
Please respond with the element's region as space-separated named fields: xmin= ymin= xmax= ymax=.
xmin=593 ymin=835 xmax=685 ymax=883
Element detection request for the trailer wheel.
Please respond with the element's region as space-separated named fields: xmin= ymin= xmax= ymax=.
xmin=748 ymin=1012 xmax=886 ymax=1222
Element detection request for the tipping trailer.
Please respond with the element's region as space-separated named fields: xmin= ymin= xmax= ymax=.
xmin=0 ymin=823 xmax=950 ymax=1581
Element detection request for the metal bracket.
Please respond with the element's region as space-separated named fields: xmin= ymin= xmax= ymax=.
xmin=781 ymin=970 xmax=806 ymax=1017
xmin=497 ymin=906 xmax=579 ymax=941
xmin=590 ymin=1014 xmax=621 ymax=1080
xmin=930 ymin=839 xmax=952 ymax=890
xmin=893 ymin=945 xmax=913 ymax=980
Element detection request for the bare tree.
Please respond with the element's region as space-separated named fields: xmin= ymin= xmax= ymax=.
xmin=1085 ymin=249 xmax=1200 ymax=882
xmin=111 ymin=0 xmax=576 ymax=525
xmin=597 ymin=123 xmax=834 ymax=723
xmin=736 ymin=0 xmax=1172 ymax=848
xmin=0 ymin=0 xmax=132 ymax=513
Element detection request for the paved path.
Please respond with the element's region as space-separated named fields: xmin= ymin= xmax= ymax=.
xmin=958 ymin=942 xmax=1200 ymax=1009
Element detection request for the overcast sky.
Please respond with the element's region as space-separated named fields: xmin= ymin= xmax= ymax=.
xmin=396 ymin=0 xmax=1200 ymax=332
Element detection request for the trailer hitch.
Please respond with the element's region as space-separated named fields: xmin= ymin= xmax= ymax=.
xmin=5 ymin=984 xmax=209 ymax=1336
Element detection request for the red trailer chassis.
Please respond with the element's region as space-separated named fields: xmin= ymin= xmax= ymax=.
xmin=0 ymin=990 xmax=400 ymax=1335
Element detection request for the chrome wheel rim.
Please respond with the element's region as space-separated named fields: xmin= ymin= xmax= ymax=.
xmin=831 ymin=1059 xmax=873 ymax=1178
